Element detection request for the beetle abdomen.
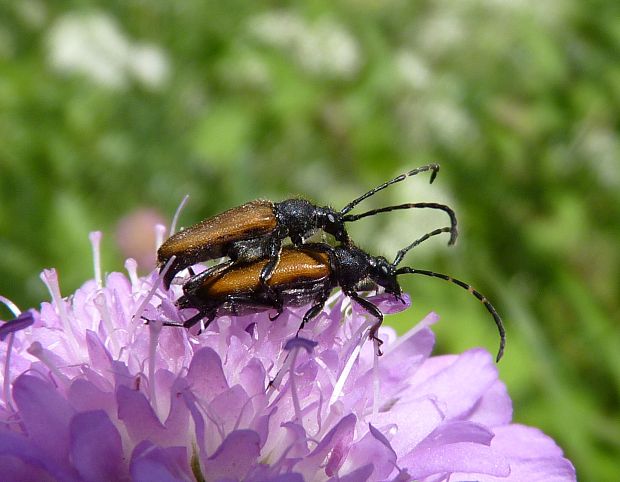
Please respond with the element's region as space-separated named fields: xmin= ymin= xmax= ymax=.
xmin=196 ymin=247 xmax=331 ymax=300
xmin=158 ymin=200 xmax=277 ymax=265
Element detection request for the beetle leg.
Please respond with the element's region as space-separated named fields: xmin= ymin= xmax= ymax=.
xmin=268 ymin=296 xmax=284 ymax=321
xmin=259 ymin=236 xmax=285 ymax=308
xmin=259 ymin=238 xmax=283 ymax=284
xmin=182 ymin=260 xmax=235 ymax=294
xmin=347 ymin=291 xmax=385 ymax=355
xmin=298 ymin=286 xmax=332 ymax=333
xmin=163 ymin=258 xmax=185 ymax=289
xmin=155 ymin=310 xmax=216 ymax=333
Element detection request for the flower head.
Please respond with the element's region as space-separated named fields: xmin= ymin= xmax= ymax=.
xmin=0 ymin=233 xmax=575 ymax=481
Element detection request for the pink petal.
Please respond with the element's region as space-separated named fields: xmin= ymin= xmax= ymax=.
xmin=262 ymin=475 xmax=305 ymax=482
xmin=402 ymin=442 xmax=510 ymax=479
xmin=296 ymin=414 xmax=356 ymax=478
xmin=68 ymin=378 xmax=116 ymax=415
xmin=12 ymin=375 xmax=75 ymax=465
xmin=450 ymin=424 xmax=576 ymax=482
xmin=116 ymin=384 xmax=166 ymax=444
xmin=492 ymin=424 xmax=566 ymax=458
xmin=85 ymin=330 xmax=113 ymax=372
xmin=69 ymin=410 xmax=127 ymax=482
xmin=130 ymin=440 xmax=192 ymax=482
xmin=344 ymin=424 xmax=397 ymax=479
xmin=239 ymin=358 xmax=268 ymax=398
xmin=406 ymin=348 xmax=498 ymax=419
xmin=373 ymin=398 xmax=443 ymax=456
xmin=368 ymin=324 xmax=435 ymax=400
xmin=415 ymin=421 xmax=495 ymax=451
xmin=0 ymin=454 xmax=58 ymax=482
xmin=209 ymin=385 xmax=251 ymax=435
xmin=179 ymin=390 xmax=207 ymax=457
xmin=466 ymin=379 xmax=513 ymax=427
xmin=203 ymin=430 xmax=261 ymax=481
xmin=186 ymin=347 xmax=229 ymax=401
xmin=328 ymin=463 xmax=374 ymax=482
xmin=367 ymin=292 xmax=412 ymax=314
xmin=161 ymin=378 xmax=191 ymax=446
xmin=0 ymin=431 xmax=78 ymax=481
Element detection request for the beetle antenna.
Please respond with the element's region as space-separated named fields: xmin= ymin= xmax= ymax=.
xmin=340 ymin=164 xmax=440 ymax=215
xmin=392 ymin=227 xmax=454 ymax=266
xmin=343 ymin=202 xmax=458 ymax=245
xmin=394 ymin=266 xmax=505 ymax=362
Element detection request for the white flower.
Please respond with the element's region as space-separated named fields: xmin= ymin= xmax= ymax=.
xmin=248 ymin=11 xmax=361 ymax=79
xmin=47 ymin=11 xmax=169 ymax=90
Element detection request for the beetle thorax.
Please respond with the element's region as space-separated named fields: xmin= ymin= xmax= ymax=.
xmin=333 ymin=245 xmax=373 ymax=290
xmin=275 ymin=199 xmax=321 ymax=243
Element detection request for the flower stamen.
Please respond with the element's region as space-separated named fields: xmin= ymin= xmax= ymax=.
xmin=40 ymin=269 xmax=80 ymax=360
xmin=155 ymin=223 xmax=166 ymax=252
xmin=132 ymin=255 xmax=176 ymax=325
xmin=27 ymin=341 xmax=70 ymax=388
xmin=329 ymin=322 xmax=370 ymax=407
xmin=94 ymin=293 xmax=120 ymax=356
xmin=125 ymin=258 xmax=140 ymax=290
xmin=372 ymin=337 xmax=380 ymax=420
xmin=147 ymin=316 xmax=162 ymax=416
xmin=0 ymin=296 xmax=21 ymax=318
xmin=170 ymin=194 xmax=190 ymax=237
xmin=89 ymin=231 xmax=103 ymax=289
xmin=1 ymin=299 xmax=22 ymax=413
xmin=284 ymin=337 xmax=317 ymax=424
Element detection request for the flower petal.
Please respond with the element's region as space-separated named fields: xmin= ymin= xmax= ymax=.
xmin=374 ymin=398 xmax=444 ymax=456
xmin=402 ymin=441 xmax=510 ymax=479
xmin=466 ymin=379 xmax=513 ymax=427
xmin=12 ymin=374 xmax=75 ymax=465
xmin=452 ymin=424 xmax=576 ymax=482
xmin=296 ymin=413 xmax=356 ymax=478
xmin=329 ymin=463 xmax=374 ymax=482
xmin=203 ymin=429 xmax=261 ymax=481
xmin=129 ymin=440 xmax=192 ymax=482
xmin=69 ymin=410 xmax=127 ymax=482
xmin=406 ymin=348 xmax=498 ymax=419
xmin=344 ymin=424 xmax=397 ymax=479
xmin=0 ymin=431 xmax=78 ymax=481
xmin=116 ymin=384 xmax=166 ymax=444
xmin=67 ymin=378 xmax=116 ymax=414
xmin=208 ymin=385 xmax=251 ymax=437
xmin=186 ymin=347 xmax=229 ymax=401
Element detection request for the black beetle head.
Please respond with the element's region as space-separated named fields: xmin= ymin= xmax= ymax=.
xmin=367 ymin=255 xmax=401 ymax=297
xmin=316 ymin=207 xmax=349 ymax=243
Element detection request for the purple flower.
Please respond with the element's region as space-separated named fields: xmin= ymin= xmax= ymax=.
xmin=0 ymin=233 xmax=576 ymax=481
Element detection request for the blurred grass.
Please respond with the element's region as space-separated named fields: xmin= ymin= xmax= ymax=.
xmin=1 ymin=1 xmax=619 ymax=479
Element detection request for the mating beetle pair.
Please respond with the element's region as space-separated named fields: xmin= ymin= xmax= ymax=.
xmin=156 ymin=165 xmax=506 ymax=361
xmin=157 ymin=164 xmax=457 ymax=290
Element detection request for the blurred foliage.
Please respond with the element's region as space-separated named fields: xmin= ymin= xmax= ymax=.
xmin=1 ymin=0 xmax=619 ymax=479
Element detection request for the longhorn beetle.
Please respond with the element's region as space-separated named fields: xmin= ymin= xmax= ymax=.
xmin=157 ymin=164 xmax=458 ymax=291
xmin=159 ymin=227 xmax=505 ymax=362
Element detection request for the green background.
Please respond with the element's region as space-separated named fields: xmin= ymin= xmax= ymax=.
xmin=1 ymin=2 xmax=618 ymax=479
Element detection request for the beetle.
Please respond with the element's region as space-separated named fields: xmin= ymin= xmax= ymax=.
xmin=157 ymin=164 xmax=458 ymax=291
xmin=160 ymin=227 xmax=506 ymax=362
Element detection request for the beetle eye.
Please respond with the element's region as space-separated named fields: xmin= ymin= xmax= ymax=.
xmin=381 ymin=265 xmax=389 ymax=274
xmin=327 ymin=213 xmax=335 ymax=223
